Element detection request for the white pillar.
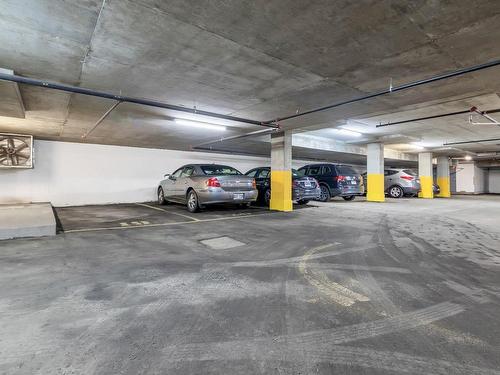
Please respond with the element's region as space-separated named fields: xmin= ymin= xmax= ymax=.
xmin=436 ymin=156 xmax=451 ymax=197
xmin=270 ymin=131 xmax=292 ymax=211
xmin=418 ymin=152 xmax=433 ymax=198
xmin=366 ymin=143 xmax=384 ymax=202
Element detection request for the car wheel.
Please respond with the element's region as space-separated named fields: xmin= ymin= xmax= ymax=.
xmin=342 ymin=195 xmax=355 ymax=201
xmin=158 ymin=187 xmax=167 ymax=205
xmin=264 ymin=189 xmax=271 ymax=206
xmin=186 ymin=190 xmax=200 ymax=213
xmin=297 ymin=199 xmax=309 ymax=205
xmin=318 ymin=185 xmax=331 ymax=202
xmin=388 ymin=185 xmax=403 ymax=198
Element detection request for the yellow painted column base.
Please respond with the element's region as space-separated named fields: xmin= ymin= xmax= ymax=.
xmin=366 ymin=173 xmax=385 ymax=202
xmin=270 ymin=170 xmax=293 ymax=211
xmin=419 ymin=175 xmax=434 ymax=199
xmin=436 ymin=176 xmax=451 ymax=198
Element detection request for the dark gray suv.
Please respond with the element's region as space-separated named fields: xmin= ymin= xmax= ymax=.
xmin=298 ymin=163 xmax=364 ymax=202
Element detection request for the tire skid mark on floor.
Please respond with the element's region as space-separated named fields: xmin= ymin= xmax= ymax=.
xmin=158 ymin=302 xmax=493 ymax=374
xmin=350 ymin=233 xmax=401 ymax=316
xmin=305 ymin=263 xmax=412 ymax=274
xmin=298 ymin=244 xmax=370 ymax=306
xmin=163 ymin=344 xmax=500 ymax=375
xmin=211 ymin=243 xmax=377 ymax=268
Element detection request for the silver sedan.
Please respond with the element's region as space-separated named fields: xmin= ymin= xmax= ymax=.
xmin=158 ymin=164 xmax=258 ymax=212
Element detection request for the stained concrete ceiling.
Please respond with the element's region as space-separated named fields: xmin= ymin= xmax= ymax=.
xmin=1 ymin=0 xmax=500 ymax=161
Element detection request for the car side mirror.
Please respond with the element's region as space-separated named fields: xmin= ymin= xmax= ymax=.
xmin=169 ymin=175 xmax=177 ymax=181
xmin=164 ymin=174 xmax=170 ymax=178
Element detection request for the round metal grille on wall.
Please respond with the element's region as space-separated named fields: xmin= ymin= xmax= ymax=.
xmin=0 ymin=134 xmax=33 ymax=168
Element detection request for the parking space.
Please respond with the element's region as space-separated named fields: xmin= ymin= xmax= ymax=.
xmin=54 ymin=202 xmax=314 ymax=233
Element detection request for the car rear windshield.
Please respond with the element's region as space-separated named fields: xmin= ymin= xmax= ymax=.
xmin=403 ymin=169 xmax=417 ymax=176
xmin=292 ymin=169 xmax=302 ymax=177
xmin=335 ymin=165 xmax=357 ymax=175
xmin=200 ymin=165 xmax=242 ymax=176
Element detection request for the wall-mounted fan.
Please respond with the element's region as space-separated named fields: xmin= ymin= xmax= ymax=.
xmin=0 ymin=133 xmax=33 ymax=169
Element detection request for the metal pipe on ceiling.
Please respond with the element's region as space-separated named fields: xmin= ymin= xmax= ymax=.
xmin=262 ymin=59 xmax=500 ymax=124
xmin=443 ymin=137 xmax=500 ymax=146
xmin=0 ymin=72 xmax=278 ymax=129
xmin=376 ymin=108 xmax=500 ymax=127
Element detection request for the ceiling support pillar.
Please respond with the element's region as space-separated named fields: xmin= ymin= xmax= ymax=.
xmin=436 ymin=156 xmax=451 ymax=198
xmin=366 ymin=143 xmax=385 ymax=202
xmin=270 ymin=130 xmax=293 ymax=212
xmin=418 ymin=152 xmax=434 ymax=199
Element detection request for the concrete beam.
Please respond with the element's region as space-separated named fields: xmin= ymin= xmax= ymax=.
xmin=0 ymin=68 xmax=25 ymax=119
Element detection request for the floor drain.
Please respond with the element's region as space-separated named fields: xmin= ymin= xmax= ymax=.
xmin=200 ymin=236 xmax=245 ymax=250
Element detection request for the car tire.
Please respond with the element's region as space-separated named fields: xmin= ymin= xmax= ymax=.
xmin=318 ymin=184 xmax=331 ymax=202
xmin=388 ymin=185 xmax=404 ymax=199
xmin=297 ymin=199 xmax=309 ymax=205
xmin=342 ymin=195 xmax=355 ymax=201
xmin=158 ymin=187 xmax=167 ymax=205
xmin=264 ymin=189 xmax=271 ymax=206
xmin=186 ymin=190 xmax=200 ymax=213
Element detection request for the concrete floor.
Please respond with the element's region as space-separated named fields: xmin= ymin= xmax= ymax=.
xmin=1 ymin=196 xmax=500 ymax=374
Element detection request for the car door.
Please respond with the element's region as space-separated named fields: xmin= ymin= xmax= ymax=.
xmin=164 ymin=167 xmax=183 ymax=200
xmin=177 ymin=166 xmax=195 ymax=202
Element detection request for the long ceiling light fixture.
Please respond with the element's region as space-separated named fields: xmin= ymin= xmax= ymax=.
xmin=333 ymin=128 xmax=362 ymax=137
xmin=174 ymin=118 xmax=226 ymax=131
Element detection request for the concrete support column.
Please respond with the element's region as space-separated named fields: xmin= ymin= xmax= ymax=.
xmin=270 ymin=130 xmax=293 ymax=211
xmin=436 ymin=156 xmax=451 ymax=197
xmin=366 ymin=143 xmax=385 ymax=202
xmin=418 ymin=152 xmax=434 ymax=199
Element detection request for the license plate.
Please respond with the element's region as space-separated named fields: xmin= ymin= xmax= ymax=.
xmin=233 ymin=193 xmax=244 ymax=200
xmin=351 ymin=181 xmax=357 ymax=185
xmin=304 ymin=181 xmax=312 ymax=187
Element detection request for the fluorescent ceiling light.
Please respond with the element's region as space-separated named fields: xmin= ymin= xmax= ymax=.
xmin=333 ymin=128 xmax=362 ymax=137
xmin=464 ymin=155 xmax=472 ymax=161
xmin=410 ymin=142 xmax=425 ymax=150
xmin=174 ymin=118 xmax=226 ymax=131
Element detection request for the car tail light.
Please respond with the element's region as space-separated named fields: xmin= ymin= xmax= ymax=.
xmin=252 ymin=179 xmax=256 ymax=189
xmin=401 ymin=175 xmax=414 ymax=181
xmin=206 ymin=177 xmax=221 ymax=187
xmin=336 ymin=175 xmax=346 ymax=181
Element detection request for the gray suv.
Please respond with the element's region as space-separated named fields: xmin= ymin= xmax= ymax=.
xmin=362 ymin=169 xmax=420 ymax=198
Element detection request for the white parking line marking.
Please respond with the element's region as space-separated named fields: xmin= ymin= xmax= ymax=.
xmin=135 ymin=203 xmax=200 ymax=221
xmin=63 ymin=212 xmax=274 ymax=233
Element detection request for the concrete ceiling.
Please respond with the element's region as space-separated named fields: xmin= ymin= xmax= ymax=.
xmin=1 ymin=0 xmax=500 ymax=161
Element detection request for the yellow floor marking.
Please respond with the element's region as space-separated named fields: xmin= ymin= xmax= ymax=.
xmin=135 ymin=203 xmax=200 ymax=221
xmin=298 ymin=244 xmax=370 ymax=307
xmin=63 ymin=212 xmax=274 ymax=234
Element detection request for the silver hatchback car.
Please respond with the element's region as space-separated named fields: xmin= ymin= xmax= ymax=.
xmin=158 ymin=164 xmax=258 ymax=212
xmin=363 ymin=169 xmax=420 ymax=198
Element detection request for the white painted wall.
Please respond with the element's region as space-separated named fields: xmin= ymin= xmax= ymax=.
xmin=488 ymin=169 xmax=500 ymax=193
xmin=455 ymin=163 xmax=475 ymax=193
xmin=474 ymin=165 xmax=485 ymax=193
xmin=0 ymin=140 xmax=313 ymax=206
xmin=455 ymin=162 xmax=486 ymax=194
